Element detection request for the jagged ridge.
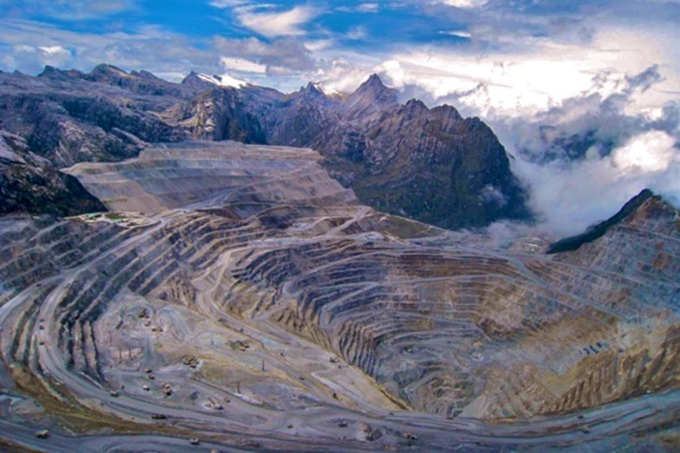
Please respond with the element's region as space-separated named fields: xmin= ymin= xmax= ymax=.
xmin=547 ymin=189 xmax=658 ymax=253
xmin=0 ymin=66 xmax=530 ymax=230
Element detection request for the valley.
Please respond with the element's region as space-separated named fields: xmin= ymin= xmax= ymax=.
xmin=0 ymin=141 xmax=677 ymax=451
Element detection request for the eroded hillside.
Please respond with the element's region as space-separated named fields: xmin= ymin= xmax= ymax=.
xmin=0 ymin=142 xmax=677 ymax=452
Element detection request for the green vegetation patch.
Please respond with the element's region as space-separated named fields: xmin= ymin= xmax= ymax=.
xmin=104 ymin=212 xmax=124 ymax=221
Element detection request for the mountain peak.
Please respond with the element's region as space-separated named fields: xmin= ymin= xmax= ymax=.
xmin=91 ymin=63 xmax=125 ymax=74
xmin=366 ymin=73 xmax=384 ymax=84
xmin=547 ymin=189 xmax=676 ymax=253
xmin=303 ymin=82 xmax=323 ymax=95
xmin=131 ymin=69 xmax=160 ymax=80
xmin=38 ymin=65 xmax=83 ymax=79
xmin=297 ymin=82 xmax=344 ymax=100
xmin=342 ymin=73 xmax=398 ymax=119
xmin=87 ymin=63 xmax=135 ymax=81
xmin=181 ymin=71 xmax=203 ymax=85
xmin=356 ymin=73 xmax=391 ymax=94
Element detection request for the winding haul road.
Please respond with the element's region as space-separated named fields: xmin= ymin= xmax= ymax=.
xmin=0 ymin=142 xmax=677 ymax=451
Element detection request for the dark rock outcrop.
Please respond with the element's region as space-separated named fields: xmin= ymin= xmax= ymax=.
xmin=169 ymin=74 xmax=531 ymax=229
xmin=1 ymin=66 xmax=529 ymax=228
xmin=547 ymin=189 xmax=675 ymax=254
xmin=0 ymin=68 xmax=186 ymax=167
xmin=0 ymin=66 xmax=199 ymax=216
xmin=0 ymin=131 xmax=106 ymax=216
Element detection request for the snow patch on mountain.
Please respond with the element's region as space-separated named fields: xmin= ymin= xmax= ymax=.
xmin=197 ymin=73 xmax=247 ymax=88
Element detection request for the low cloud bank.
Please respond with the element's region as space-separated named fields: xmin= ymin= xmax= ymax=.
xmin=489 ymin=66 xmax=679 ymax=237
xmin=395 ymin=65 xmax=680 ymax=238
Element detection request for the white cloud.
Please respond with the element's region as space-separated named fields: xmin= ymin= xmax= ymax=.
xmin=303 ymin=39 xmax=333 ymax=52
xmin=209 ymin=0 xmax=249 ymax=7
xmin=436 ymin=0 xmax=488 ymax=9
xmin=360 ymin=26 xmax=679 ymax=119
xmin=346 ymin=25 xmax=368 ymax=40
xmin=439 ymin=30 xmax=471 ymax=39
xmin=220 ymin=56 xmax=266 ymax=73
xmin=234 ymin=5 xmax=318 ymax=37
xmin=312 ymin=58 xmax=375 ymax=94
xmin=336 ymin=3 xmax=379 ymax=13
xmin=612 ymin=130 xmax=676 ymax=173
xmin=357 ymin=3 xmax=379 ymax=13
xmin=512 ymin=130 xmax=679 ymax=236
xmin=38 ymin=45 xmax=69 ymax=55
xmin=481 ymin=67 xmax=680 ymax=237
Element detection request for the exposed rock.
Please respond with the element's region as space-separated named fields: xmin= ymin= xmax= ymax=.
xmin=0 ymin=68 xmax=182 ymax=167
xmin=169 ymin=74 xmax=531 ymax=229
xmin=162 ymin=88 xmax=267 ymax=143
xmin=0 ymin=142 xmax=676 ymax=450
xmin=547 ymin=189 xmax=657 ymax=253
xmin=339 ymin=73 xmax=399 ymax=120
xmin=0 ymin=131 xmax=106 ymax=217
xmin=1 ymin=66 xmax=529 ymax=228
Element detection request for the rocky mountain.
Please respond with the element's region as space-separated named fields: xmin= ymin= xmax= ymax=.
xmin=0 ymin=65 xmax=201 ymax=218
xmin=0 ymin=130 xmax=106 ymax=216
xmin=0 ymin=65 xmax=193 ymax=167
xmin=340 ymin=73 xmax=399 ymax=119
xmin=547 ymin=189 xmax=658 ymax=253
xmin=0 ymin=65 xmax=529 ymax=230
xmin=169 ymin=74 xmax=531 ymax=229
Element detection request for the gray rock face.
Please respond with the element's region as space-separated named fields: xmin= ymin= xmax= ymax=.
xmin=0 ymin=66 xmax=199 ymax=217
xmin=0 ymin=131 xmax=106 ymax=216
xmin=339 ymin=73 xmax=399 ymax=120
xmin=170 ymin=74 xmax=531 ymax=229
xmin=0 ymin=66 xmax=529 ymax=229
xmin=0 ymin=68 xmax=188 ymax=167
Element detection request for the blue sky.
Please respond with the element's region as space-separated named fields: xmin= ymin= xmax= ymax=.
xmin=1 ymin=1 xmax=678 ymax=100
xmin=0 ymin=0 xmax=679 ymax=234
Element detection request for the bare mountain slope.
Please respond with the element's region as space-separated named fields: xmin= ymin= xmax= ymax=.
xmin=0 ymin=65 xmax=529 ymax=230
xmin=168 ymin=74 xmax=530 ymax=229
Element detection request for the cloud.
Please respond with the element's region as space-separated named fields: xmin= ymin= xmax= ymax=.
xmin=486 ymin=67 xmax=680 ymax=237
xmin=220 ymin=56 xmax=266 ymax=73
xmin=612 ymin=130 xmax=676 ymax=173
xmin=436 ymin=0 xmax=488 ymax=8
xmin=311 ymin=58 xmax=376 ymax=93
xmin=303 ymin=39 xmax=334 ymax=52
xmin=233 ymin=5 xmax=319 ymax=37
xmin=439 ymin=30 xmax=472 ymax=39
xmin=0 ymin=20 xmax=220 ymax=80
xmin=0 ymin=0 xmax=136 ymax=20
xmin=363 ymin=24 xmax=679 ymax=119
xmin=346 ymin=26 xmax=368 ymax=40
xmin=38 ymin=45 xmax=69 ymax=55
xmin=4 ymin=43 xmax=74 ymax=72
xmin=214 ymin=36 xmax=316 ymax=75
xmin=511 ymin=129 xmax=679 ymax=237
xmin=336 ymin=3 xmax=380 ymax=13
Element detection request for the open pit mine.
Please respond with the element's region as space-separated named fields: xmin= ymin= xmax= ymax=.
xmin=0 ymin=141 xmax=678 ymax=452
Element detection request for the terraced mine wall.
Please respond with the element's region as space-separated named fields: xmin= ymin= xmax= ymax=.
xmin=0 ymin=142 xmax=677 ymax=451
